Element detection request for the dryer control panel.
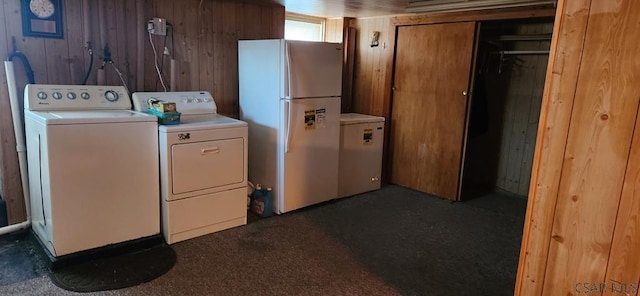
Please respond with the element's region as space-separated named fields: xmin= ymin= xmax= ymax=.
xmin=24 ymin=84 xmax=131 ymax=111
xmin=132 ymin=91 xmax=217 ymax=115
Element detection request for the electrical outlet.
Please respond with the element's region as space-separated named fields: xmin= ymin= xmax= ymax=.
xmin=148 ymin=17 xmax=167 ymax=36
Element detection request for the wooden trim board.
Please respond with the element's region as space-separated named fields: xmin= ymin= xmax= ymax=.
xmin=391 ymin=7 xmax=556 ymax=26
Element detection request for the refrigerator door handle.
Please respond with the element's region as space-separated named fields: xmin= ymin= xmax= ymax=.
xmin=285 ymin=100 xmax=292 ymax=153
xmin=285 ymin=41 xmax=292 ymax=99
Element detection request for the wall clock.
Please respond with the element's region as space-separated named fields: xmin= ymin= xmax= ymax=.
xmin=21 ymin=0 xmax=64 ymax=39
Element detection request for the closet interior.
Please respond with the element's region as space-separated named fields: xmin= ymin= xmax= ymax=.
xmin=461 ymin=17 xmax=555 ymax=201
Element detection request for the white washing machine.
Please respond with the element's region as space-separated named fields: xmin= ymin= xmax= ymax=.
xmin=338 ymin=113 xmax=385 ymax=198
xmin=24 ymin=84 xmax=160 ymax=257
xmin=132 ymin=92 xmax=248 ymax=244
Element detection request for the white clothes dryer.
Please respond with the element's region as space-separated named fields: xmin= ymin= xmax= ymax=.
xmin=24 ymin=84 xmax=160 ymax=257
xmin=132 ymin=91 xmax=248 ymax=244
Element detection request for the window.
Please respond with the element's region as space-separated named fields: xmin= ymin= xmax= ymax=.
xmin=284 ymin=13 xmax=325 ymax=41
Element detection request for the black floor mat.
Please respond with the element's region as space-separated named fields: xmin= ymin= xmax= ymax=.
xmin=49 ymin=245 xmax=176 ymax=292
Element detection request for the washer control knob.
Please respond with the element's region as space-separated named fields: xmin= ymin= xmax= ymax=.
xmin=52 ymin=92 xmax=63 ymax=100
xmin=67 ymin=92 xmax=77 ymax=100
xmin=81 ymin=92 xmax=91 ymax=100
xmin=104 ymin=90 xmax=119 ymax=102
xmin=37 ymin=92 xmax=48 ymax=100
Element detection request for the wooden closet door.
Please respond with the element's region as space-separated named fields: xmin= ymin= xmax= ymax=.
xmin=390 ymin=22 xmax=476 ymax=200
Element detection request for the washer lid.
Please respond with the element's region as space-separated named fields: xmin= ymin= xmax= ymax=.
xmin=159 ymin=114 xmax=247 ymax=132
xmin=25 ymin=110 xmax=157 ymax=125
xmin=340 ymin=113 xmax=385 ymax=125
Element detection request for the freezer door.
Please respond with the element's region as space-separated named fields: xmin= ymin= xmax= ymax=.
xmin=338 ymin=121 xmax=384 ymax=198
xmin=285 ymin=41 xmax=343 ymax=98
xmin=278 ymin=97 xmax=341 ymax=213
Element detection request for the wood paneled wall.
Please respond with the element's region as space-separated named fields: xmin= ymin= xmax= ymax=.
xmin=145 ymin=0 xmax=284 ymax=116
xmin=348 ymin=17 xmax=392 ymax=117
xmin=0 ymin=0 xmax=284 ymax=224
xmin=324 ymin=17 xmax=344 ymax=42
xmin=517 ymin=0 xmax=640 ymax=294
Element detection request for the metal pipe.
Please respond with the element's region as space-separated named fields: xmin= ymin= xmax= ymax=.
xmin=498 ymin=34 xmax=553 ymax=41
xmin=499 ymin=50 xmax=550 ymax=55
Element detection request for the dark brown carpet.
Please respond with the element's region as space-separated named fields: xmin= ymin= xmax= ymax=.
xmin=0 ymin=185 xmax=526 ymax=295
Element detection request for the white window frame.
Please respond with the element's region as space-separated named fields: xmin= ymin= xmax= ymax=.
xmin=284 ymin=12 xmax=326 ymax=42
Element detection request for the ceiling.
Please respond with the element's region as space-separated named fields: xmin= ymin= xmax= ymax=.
xmin=248 ymin=0 xmax=556 ymax=18
xmin=282 ymin=0 xmax=409 ymax=18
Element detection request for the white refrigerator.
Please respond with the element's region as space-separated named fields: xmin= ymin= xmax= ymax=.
xmin=239 ymin=39 xmax=343 ymax=214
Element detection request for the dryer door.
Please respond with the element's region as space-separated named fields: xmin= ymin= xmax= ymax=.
xmin=171 ymin=138 xmax=244 ymax=194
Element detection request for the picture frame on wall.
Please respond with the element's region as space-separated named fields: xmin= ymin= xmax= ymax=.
xmin=21 ymin=0 xmax=64 ymax=39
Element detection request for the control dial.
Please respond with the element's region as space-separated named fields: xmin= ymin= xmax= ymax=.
xmin=37 ymin=91 xmax=48 ymax=100
xmin=104 ymin=90 xmax=119 ymax=102
xmin=81 ymin=92 xmax=90 ymax=100
xmin=67 ymin=92 xmax=77 ymax=100
xmin=52 ymin=92 xmax=63 ymax=100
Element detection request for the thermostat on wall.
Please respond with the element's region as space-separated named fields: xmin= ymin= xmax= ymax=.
xmin=21 ymin=0 xmax=64 ymax=39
